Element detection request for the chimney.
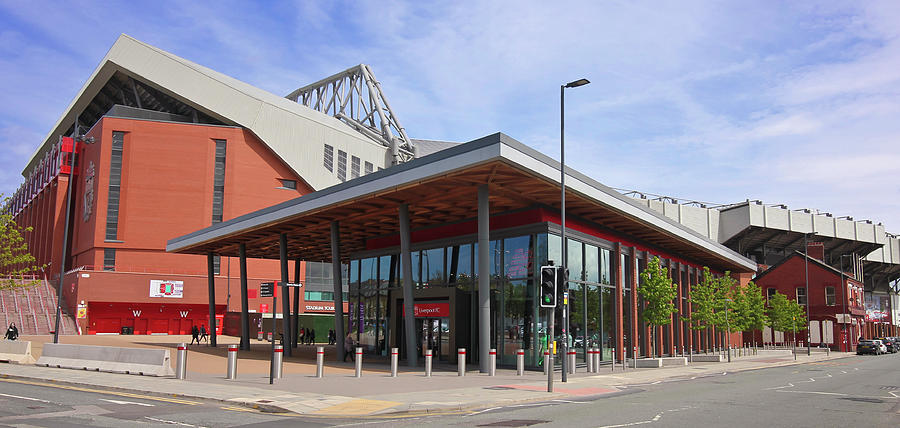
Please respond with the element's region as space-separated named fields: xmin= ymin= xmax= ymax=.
xmin=806 ymin=242 xmax=825 ymax=262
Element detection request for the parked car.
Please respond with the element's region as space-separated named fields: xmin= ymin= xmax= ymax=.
xmin=857 ymin=339 xmax=885 ymax=355
xmin=875 ymin=337 xmax=897 ymax=353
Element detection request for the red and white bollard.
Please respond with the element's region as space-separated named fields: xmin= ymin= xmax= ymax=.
xmin=458 ymin=348 xmax=466 ymax=376
xmin=489 ymin=349 xmax=496 ymax=376
xmin=226 ymin=344 xmax=238 ymax=380
xmin=543 ymin=351 xmax=550 ymax=375
xmin=316 ymin=346 xmax=324 ymax=378
xmin=355 ymin=347 xmax=363 ymax=378
xmin=176 ymin=343 xmax=187 ymax=379
xmin=586 ymin=348 xmax=594 ymax=373
xmin=516 ymin=349 xmax=525 ymax=376
xmin=273 ymin=345 xmax=283 ymax=379
xmin=390 ymin=347 xmax=399 ymax=377
xmin=568 ymin=350 xmax=576 ymax=374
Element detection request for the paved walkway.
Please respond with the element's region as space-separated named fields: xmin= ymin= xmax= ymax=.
xmin=0 ymin=335 xmax=848 ymax=416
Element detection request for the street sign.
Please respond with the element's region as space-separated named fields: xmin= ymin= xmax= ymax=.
xmin=260 ymin=282 xmax=275 ymax=297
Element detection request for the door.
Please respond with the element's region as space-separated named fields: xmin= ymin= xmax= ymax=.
xmin=417 ymin=318 xmax=451 ymax=361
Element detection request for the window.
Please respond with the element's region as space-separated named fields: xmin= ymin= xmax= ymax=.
xmin=103 ymin=248 xmax=116 ymax=271
xmin=105 ymin=131 xmax=125 ymax=240
xmin=278 ymin=179 xmax=297 ymax=190
xmin=337 ymin=150 xmax=347 ymax=181
xmin=767 ymin=288 xmax=776 ymax=303
xmin=213 ymin=255 xmax=221 ymax=275
xmin=323 ymin=144 xmax=333 ymax=172
xmin=212 ymin=140 xmax=226 ymax=224
xmin=825 ymin=286 xmax=835 ymax=306
xmin=796 ymin=287 xmax=807 ymax=305
xmin=364 ymin=161 xmax=373 ymax=175
xmin=351 ymin=155 xmax=360 ymax=179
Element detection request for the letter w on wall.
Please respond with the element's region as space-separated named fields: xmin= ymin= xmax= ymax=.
xmin=132 ymin=310 xmax=142 ymax=317
xmin=179 ymin=311 xmax=189 ymax=318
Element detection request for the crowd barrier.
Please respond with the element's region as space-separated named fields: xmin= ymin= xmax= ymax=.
xmin=0 ymin=341 xmax=36 ymax=364
xmin=36 ymin=343 xmax=174 ymax=376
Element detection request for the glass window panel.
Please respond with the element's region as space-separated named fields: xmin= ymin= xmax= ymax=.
xmin=499 ymin=279 xmax=536 ymax=366
xmin=585 ymin=244 xmax=599 ymax=283
xmin=504 ymin=236 xmax=533 ymax=279
xmin=566 ymin=239 xmax=583 ymax=281
xmin=600 ymin=248 xmax=611 ymax=285
xmin=447 ymin=244 xmax=472 ymax=289
xmin=424 ymin=247 xmax=445 ymax=287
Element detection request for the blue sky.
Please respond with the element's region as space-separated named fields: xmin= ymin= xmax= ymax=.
xmin=2 ymin=1 xmax=900 ymax=231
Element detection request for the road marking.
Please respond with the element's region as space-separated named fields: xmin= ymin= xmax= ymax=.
xmin=777 ymin=390 xmax=847 ymax=396
xmin=313 ymin=398 xmax=402 ymax=416
xmin=0 ymin=393 xmax=52 ymax=403
xmin=145 ymin=416 xmax=207 ymax=427
xmin=465 ymin=406 xmax=501 ymax=416
xmin=552 ymin=399 xmax=587 ymax=404
xmin=0 ymin=377 xmax=200 ymax=405
xmin=100 ymin=398 xmax=155 ymax=406
xmin=765 ymin=383 xmax=794 ymax=390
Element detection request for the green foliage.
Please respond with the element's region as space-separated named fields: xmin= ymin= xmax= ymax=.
xmin=742 ymin=281 xmax=768 ymax=334
xmin=766 ymin=292 xmax=808 ymax=333
xmin=638 ymin=256 xmax=678 ymax=327
xmin=1 ymin=194 xmax=44 ymax=289
xmin=685 ymin=267 xmax=720 ymax=330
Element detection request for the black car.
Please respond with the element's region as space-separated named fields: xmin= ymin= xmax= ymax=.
xmin=857 ymin=340 xmax=883 ymax=355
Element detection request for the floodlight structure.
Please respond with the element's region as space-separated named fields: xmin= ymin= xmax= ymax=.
xmin=286 ymin=64 xmax=417 ymax=165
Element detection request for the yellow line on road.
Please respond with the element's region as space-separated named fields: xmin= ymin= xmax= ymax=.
xmin=0 ymin=377 xmax=200 ymax=405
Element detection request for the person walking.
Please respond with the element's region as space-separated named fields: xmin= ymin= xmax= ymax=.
xmin=199 ymin=324 xmax=208 ymax=343
xmin=343 ymin=332 xmax=355 ymax=362
xmin=190 ymin=325 xmax=200 ymax=345
xmin=4 ymin=323 xmax=18 ymax=341
xmin=309 ymin=329 xmax=316 ymax=345
xmin=298 ymin=327 xmax=305 ymax=345
xmin=328 ymin=329 xmax=335 ymax=345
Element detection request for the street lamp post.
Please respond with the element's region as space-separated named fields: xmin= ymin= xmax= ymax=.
xmin=560 ymin=78 xmax=589 ymax=383
xmin=839 ymin=254 xmax=853 ymax=353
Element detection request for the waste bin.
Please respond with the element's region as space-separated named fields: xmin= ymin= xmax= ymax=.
xmin=121 ymin=326 xmax=133 ymax=335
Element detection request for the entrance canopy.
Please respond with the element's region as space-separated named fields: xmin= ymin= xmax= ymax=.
xmin=167 ymin=133 xmax=755 ymax=273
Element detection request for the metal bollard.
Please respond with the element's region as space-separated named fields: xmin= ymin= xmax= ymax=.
xmin=316 ymin=346 xmax=325 ymax=378
xmin=355 ymin=347 xmax=363 ymax=378
xmin=425 ymin=349 xmax=433 ymax=377
xmin=458 ymin=348 xmax=466 ymax=376
xmin=633 ymin=347 xmax=638 ymax=369
xmin=226 ymin=344 xmax=238 ymax=380
xmin=568 ymin=350 xmax=576 ymax=374
xmin=516 ymin=349 xmax=524 ymax=376
xmin=273 ymin=345 xmax=283 ymax=379
xmin=176 ymin=343 xmax=187 ymax=380
xmin=602 ymin=348 xmax=607 ymax=373
xmin=489 ymin=349 xmax=496 ymax=376
xmin=543 ymin=351 xmax=550 ymax=375
xmin=390 ymin=347 xmax=399 ymax=377
xmin=586 ymin=348 xmax=593 ymax=373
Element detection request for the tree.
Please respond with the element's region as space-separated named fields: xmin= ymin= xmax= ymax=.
xmin=1 ymin=194 xmax=43 ymax=289
xmin=638 ymin=256 xmax=678 ymax=357
xmin=767 ymin=291 xmax=808 ymax=345
xmin=742 ymin=281 xmax=768 ymax=348
xmin=685 ymin=267 xmax=722 ymax=351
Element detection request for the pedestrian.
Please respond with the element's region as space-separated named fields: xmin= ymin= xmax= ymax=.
xmin=305 ymin=327 xmax=311 ymax=345
xmin=190 ymin=325 xmax=199 ymax=345
xmin=200 ymin=324 xmax=208 ymax=343
xmin=328 ymin=329 xmax=335 ymax=345
xmin=4 ymin=323 xmax=18 ymax=341
xmin=343 ymin=332 xmax=355 ymax=362
xmin=309 ymin=329 xmax=316 ymax=345
xmin=299 ymin=327 xmax=305 ymax=345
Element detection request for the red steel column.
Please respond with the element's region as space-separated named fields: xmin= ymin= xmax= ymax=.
xmin=632 ymin=248 xmax=640 ymax=358
xmin=615 ymin=243 xmax=624 ymax=362
xmin=675 ymin=262 xmax=684 ymax=354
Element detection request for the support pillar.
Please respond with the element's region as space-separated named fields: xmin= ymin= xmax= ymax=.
xmin=293 ymin=259 xmax=301 ymax=349
xmin=331 ymin=222 xmax=346 ymax=361
xmin=206 ymin=252 xmax=217 ymax=347
xmin=614 ymin=243 xmax=624 ymax=362
xmin=631 ymin=249 xmax=640 ymax=358
xmin=675 ymin=262 xmax=683 ymax=354
xmin=279 ymin=233 xmax=292 ymax=357
xmin=239 ymin=244 xmax=250 ymax=350
xmin=477 ymin=184 xmax=491 ymax=373
xmin=398 ymin=205 xmax=416 ymax=367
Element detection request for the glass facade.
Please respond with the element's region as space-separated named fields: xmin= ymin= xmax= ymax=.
xmin=346 ymin=224 xmax=691 ymax=368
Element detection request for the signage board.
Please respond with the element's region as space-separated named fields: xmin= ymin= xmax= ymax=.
xmin=259 ymin=282 xmax=275 ymax=298
xmin=149 ymin=280 xmax=183 ymax=298
xmin=403 ymin=302 xmax=451 ymax=318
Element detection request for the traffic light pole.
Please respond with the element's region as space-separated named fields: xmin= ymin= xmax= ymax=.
xmin=547 ymin=307 xmax=554 ymax=393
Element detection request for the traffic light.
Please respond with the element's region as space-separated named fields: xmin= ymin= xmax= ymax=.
xmin=540 ymin=265 xmax=557 ymax=308
xmin=557 ymin=267 xmax=569 ymax=291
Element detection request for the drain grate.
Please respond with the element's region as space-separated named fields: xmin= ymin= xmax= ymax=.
xmin=477 ymin=420 xmax=549 ymax=427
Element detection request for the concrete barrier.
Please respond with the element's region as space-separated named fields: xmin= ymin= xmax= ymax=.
xmin=635 ymin=358 xmax=663 ymax=368
xmin=691 ymin=354 xmax=725 ymax=362
xmin=661 ymin=357 xmax=688 ymax=366
xmin=36 ymin=343 xmax=174 ymax=376
xmin=0 ymin=341 xmax=36 ymax=364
